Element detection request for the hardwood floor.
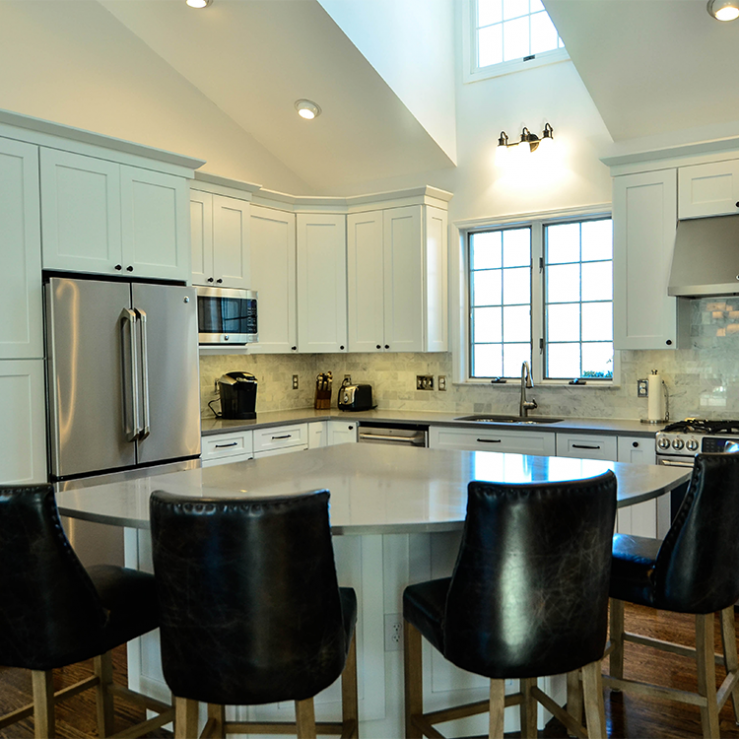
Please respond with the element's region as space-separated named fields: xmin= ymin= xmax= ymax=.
xmin=0 ymin=603 xmax=737 ymax=737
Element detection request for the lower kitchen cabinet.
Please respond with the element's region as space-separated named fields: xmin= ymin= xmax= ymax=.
xmin=201 ymin=430 xmax=254 ymax=467
xmin=556 ymin=432 xmax=618 ymax=460
xmin=310 ymin=420 xmax=359 ymax=449
xmin=0 ymin=359 xmax=47 ymax=484
xmin=429 ymin=426 xmax=556 ymax=455
xmin=253 ymin=423 xmax=308 ymax=457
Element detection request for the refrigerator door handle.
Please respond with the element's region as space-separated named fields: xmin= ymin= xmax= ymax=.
xmin=136 ymin=308 xmax=151 ymax=440
xmin=120 ymin=308 xmax=140 ymax=442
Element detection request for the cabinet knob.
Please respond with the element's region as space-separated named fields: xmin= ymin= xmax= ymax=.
xmin=291 ymin=346 xmax=297 ymax=351
xmin=207 ymin=277 xmax=214 ymax=283
xmin=376 ymin=344 xmax=381 ymax=349
xmin=632 ymin=441 xmax=639 ymax=448
xmin=736 ymin=202 xmax=739 ymax=208
xmin=114 ymin=264 xmax=122 ymax=271
xmin=340 ymin=345 xmax=345 ymax=350
xmin=384 ymin=344 xmax=390 ymax=349
xmin=349 ymin=426 xmax=354 ymax=430
xmin=665 ymin=339 xmax=673 ymax=346
xmin=216 ymin=278 xmax=223 ymax=284
xmin=126 ymin=266 xmax=133 ymax=272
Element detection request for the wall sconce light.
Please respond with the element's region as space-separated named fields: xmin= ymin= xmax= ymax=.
xmin=707 ymin=0 xmax=739 ymax=21
xmin=498 ymin=123 xmax=554 ymax=156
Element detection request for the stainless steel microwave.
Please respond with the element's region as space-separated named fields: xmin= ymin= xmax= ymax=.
xmin=196 ymin=286 xmax=258 ymax=345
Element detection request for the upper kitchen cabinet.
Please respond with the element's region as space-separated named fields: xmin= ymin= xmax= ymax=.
xmin=0 ymin=137 xmax=43 ymax=359
xmin=190 ymin=188 xmax=251 ymax=289
xmin=296 ymin=213 xmax=347 ymax=353
xmin=41 ymin=149 xmax=190 ymax=282
xmin=613 ymin=169 xmax=681 ymax=350
xmin=249 ymin=205 xmax=297 ymax=354
xmin=678 ymin=159 xmax=739 ymax=219
xmin=347 ymin=204 xmax=448 ymax=353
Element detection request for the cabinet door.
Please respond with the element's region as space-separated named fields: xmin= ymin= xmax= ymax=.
xmin=613 ymin=170 xmax=679 ymax=350
xmin=347 ymin=211 xmax=385 ymax=352
xmin=0 ymin=138 xmax=42 ymax=359
xmin=40 ymin=149 xmax=122 ymax=274
xmin=190 ymin=190 xmax=214 ymax=286
xmin=309 ymin=422 xmax=327 ymax=449
xmin=616 ymin=436 xmax=655 ymax=465
xmin=429 ymin=426 xmax=556 ymax=455
xmin=328 ymin=420 xmax=358 ymax=445
xmin=121 ymin=166 xmax=190 ymax=282
xmin=250 ymin=205 xmax=297 ymax=354
xmin=424 ymin=206 xmax=448 ymax=352
xmin=296 ymin=214 xmax=348 ymax=353
xmin=383 ymin=206 xmax=424 ymax=352
xmin=678 ymin=160 xmax=739 ymax=219
xmin=556 ymin=433 xmax=618 ymax=460
xmin=615 ymin=435 xmax=661 ymax=538
xmin=213 ymin=195 xmax=250 ymax=289
xmin=0 ymin=359 xmax=47 ymax=484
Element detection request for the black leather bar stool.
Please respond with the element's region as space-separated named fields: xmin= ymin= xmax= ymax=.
xmin=150 ymin=488 xmax=359 ymax=739
xmin=606 ymin=453 xmax=739 ymax=738
xmin=403 ymin=472 xmax=617 ymax=739
xmin=0 ymin=484 xmax=173 ymax=738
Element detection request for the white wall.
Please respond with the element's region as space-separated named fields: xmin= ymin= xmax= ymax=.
xmin=318 ymin=0 xmax=458 ymax=165
xmin=0 ymin=0 xmax=311 ymax=193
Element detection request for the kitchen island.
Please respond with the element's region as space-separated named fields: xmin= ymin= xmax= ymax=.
xmin=57 ymin=445 xmax=690 ymax=738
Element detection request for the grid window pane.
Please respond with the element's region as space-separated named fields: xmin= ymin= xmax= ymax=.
xmin=547 ymin=303 xmax=580 ymax=342
xmin=503 ymin=0 xmax=529 ymax=20
xmin=547 ymin=343 xmax=580 ymax=379
xmin=474 ymin=344 xmax=502 ymax=377
xmin=582 ymin=303 xmax=613 ymax=341
xmin=547 ymin=223 xmax=580 ymax=264
xmin=478 ymin=24 xmax=503 ymax=67
xmin=582 ymin=343 xmax=614 ymax=378
xmin=546 ymin=263 xmax=580 ymax=303
xmin=503 ymin=16 xmax=529 ymax=61
xmin=503 ymin=229 xmax=531 ymax=266
xmin=503 ymin=305 xmax=531 ymax=343
xmin=503 ymin=267 xmax=530 ymax=305
xmin=503 ymin=344 xmax=532 ymax=377
xmin=478 ymin=0 xmax=502 ymax=26
xmin=473 ymin=307 xmax=502 ymax=343
xmin=473 ymin=270 xmax=502 ymax=306
xmin=530 ymin=0 xmax=544 ymax=11
xmin=581 ymin=261 xmax=612 ymax=301
xmin=530 ymin=11 xmax=559 ymax=53
xmin=471 ymin=231 xmax=502 ymax=270
xmin=582 ymin=219 xmax=612 ymax=261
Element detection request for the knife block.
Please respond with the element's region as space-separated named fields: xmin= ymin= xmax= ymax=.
xmin=314 ymin=389 xmax=332 ymax=410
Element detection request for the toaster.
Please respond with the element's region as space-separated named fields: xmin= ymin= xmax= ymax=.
xmin=338 ymin=384 xmax=374 ymax=412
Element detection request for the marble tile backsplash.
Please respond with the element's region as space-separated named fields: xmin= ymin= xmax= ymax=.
xmin=199 ymin=298 xmax=739 ymax=422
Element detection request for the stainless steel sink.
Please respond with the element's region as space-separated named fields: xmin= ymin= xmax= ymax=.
xmin=454 ymin=414 xmax=563 ymax=425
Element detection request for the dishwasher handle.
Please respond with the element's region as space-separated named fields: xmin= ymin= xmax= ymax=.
xmin=358 ymin=426 xmax=428 ymax=447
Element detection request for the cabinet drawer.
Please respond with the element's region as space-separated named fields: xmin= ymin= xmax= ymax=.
xmin=201 ymin=431 xmax=253 ymax=462
xmin=429 ymin=426 xmax=555 ymax=455
xmin=253 ymin=423 xmax=308 ymax=453
xmin=556 ymin=433 xmax=617 ymax=460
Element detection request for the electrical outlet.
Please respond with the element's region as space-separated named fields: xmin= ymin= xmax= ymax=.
xmin=416 ymin=375 xmax=434 ymax=391
xmin=438 ymin=375 xmax=447 ymax=391
xmin=384 ymin=614 xmax=403 ymax=651
xmin=292 ymin=374 xmax=299 ymax=390
xmin=344 ymin=374 xmax=352 ymax=384
xmin=637 ymin=379 xmax=648 ymax=397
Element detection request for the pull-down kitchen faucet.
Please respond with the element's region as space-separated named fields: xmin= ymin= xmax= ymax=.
xmin=519 ymin=361 xmax=538 ymax=418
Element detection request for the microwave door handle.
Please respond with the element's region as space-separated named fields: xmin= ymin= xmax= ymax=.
xmin=120 ymin=309 xmax=140 ymax=442
xmin=135 ymin=308 xmax=151 ymax=440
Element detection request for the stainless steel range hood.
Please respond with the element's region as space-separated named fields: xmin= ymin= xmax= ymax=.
xmin=668 ymin=214 xmax=739 ymax=297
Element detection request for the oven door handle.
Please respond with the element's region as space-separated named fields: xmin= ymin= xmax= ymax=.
xmin=657 ymin=458 xmax=695 ymax=468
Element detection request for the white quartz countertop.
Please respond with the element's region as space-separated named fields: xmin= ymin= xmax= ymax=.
xmin=57 ymin=445 xmax=690 ymax=535
xmin=200 ymin=408 xmax=664 ymax=437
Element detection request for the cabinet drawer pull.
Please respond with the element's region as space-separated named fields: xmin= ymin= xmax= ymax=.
xmin=214 ymin=442 xmax=239 ymax=448
xmin=272 ymin=434 xmax=292 ymax=440
xmin=477 ymin=438 xmax=501 ymax=443
xmin=572 ymin=444 xmax=600 ymax=450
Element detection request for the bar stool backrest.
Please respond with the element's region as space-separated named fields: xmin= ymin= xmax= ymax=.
xmin=0 ymin=485 xmax=107 ymax=670
xmin=443 ymin=472 xmax=618 ymax=679
xmin=655 ymin=453 xmax=739 ymax=613
xmin=150 ymin=489 xmax=348 ymax=706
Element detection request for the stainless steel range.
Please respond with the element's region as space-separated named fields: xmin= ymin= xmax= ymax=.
xmin=656 ymin=419 xmax=739 ymax=468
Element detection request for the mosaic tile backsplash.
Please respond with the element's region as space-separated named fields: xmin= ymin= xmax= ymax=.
xmin=200 ymin=298 xmax=739 ymax=422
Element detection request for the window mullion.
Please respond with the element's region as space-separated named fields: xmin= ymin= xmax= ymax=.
xmin=531 ymin=222 xmax=544 ymax=384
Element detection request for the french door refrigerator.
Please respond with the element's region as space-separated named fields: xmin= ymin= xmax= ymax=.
xmin=46 ymin=276 xmax=201 ymax=481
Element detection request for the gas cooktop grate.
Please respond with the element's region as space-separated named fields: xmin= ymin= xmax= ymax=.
xmin=662 ymin=419 xmax=739 ymax=435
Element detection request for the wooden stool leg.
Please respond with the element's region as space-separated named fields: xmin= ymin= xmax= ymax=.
xmin=404 ymin=620 xmax=423 ymax=739
xmin=31 ymin=670 xmax=54 ymax=739
xmin=175 ymin=696 xmax=200 ymax=739
xmin=609 ymin=598 xmax=625 ymax=681
xmin=720 ymin=605 xmax=739 ymax=723
xmin=566 ymin=670 xmax=583 ymax=729
xmin=94 ymin=652 xmax=115 ymax=737
xmin=489 ymin=678 xmax=506 ymax=739
xmin=696 ymin=613 xmax=720 ymax=739
xmin=519 ymin=677 xmax=537 ymax=739
xmin=206 ymin=704 xmax=225 ymax=739
xmin=341 ymin=633 xmax=359 ymax=738
xmin=581 ymin=661 xmax=606 ymax=739
xmin=295 ymin=697 xmax=317 ymax=739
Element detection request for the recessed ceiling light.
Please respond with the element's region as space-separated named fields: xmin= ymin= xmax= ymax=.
xmin=186 ymin=0 xmax=212 ymax=8
xmin=295 ymin=100 xmax=321 ymax=120
xmin=707 ymin=0 xmax=739 ymax=21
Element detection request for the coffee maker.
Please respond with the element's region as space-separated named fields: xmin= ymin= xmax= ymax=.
xmin=217 ymin=372 xmax=258 ymax=419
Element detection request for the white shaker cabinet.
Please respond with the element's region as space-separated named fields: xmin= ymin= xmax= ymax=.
xmin=428 ymin=426 xmax=556 ymax=455
xmin=296 ymin=214 xmax=348 ymax=354
xmin=613 ymin=169 xmax=680 ymax=350
xmin=555 ymin=432 xmax=618 ymax=460
xmin=347 ymin=205 xmax=447 ymax=353
xmin=249 ymin=205 xmax=297 ymax=354
xmin=308 ymin=420 xmax=358 ymax=448
xmin=0 ymin=138 xmax=42 ymax=359
xmin=678 ymin=159 xmax=739 ymax=219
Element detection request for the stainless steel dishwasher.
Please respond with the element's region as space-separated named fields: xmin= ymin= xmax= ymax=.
xmin=357 ymin=422 xmax=429 ymax=447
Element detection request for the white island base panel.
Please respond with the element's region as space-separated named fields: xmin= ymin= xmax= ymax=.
xmin=124 ymin=527 xmax=565 ymax=738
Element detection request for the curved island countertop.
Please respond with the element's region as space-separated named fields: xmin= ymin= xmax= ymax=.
xmin=56 ymin=444 xmax=691 ymax=535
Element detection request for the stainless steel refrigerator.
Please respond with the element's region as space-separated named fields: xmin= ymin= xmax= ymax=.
xmin=46 ymin=276 xmax=201 ymax=481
